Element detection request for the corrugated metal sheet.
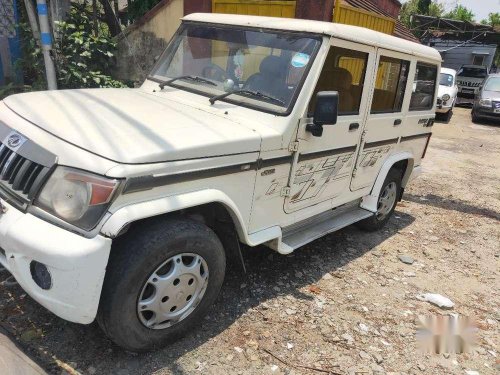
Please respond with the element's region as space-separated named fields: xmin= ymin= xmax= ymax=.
xmin=212 ymin=0 xmax=296 ymax=18
xmin=333 ymin=1 xmax=395 ymax=35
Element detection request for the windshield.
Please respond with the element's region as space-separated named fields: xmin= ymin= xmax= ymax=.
xmin=439 ymin=73 xmax=453 ymax=87
xmin=483 ymin=77 xmax=500 ymax=92
xmin=149 ymin=23 xmax=321 ymax=114
xmin=457 ymin=67 xmax=487 ymax=78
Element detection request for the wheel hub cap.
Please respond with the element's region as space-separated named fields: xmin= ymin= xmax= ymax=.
xmin=137 ymin=253 xmax=209 ymax=330
xmin=376 ymin=182 xmax=397 ymax=220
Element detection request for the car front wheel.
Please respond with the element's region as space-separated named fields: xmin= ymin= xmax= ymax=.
xmin=97 ymin=217 xmax=226 ymax=352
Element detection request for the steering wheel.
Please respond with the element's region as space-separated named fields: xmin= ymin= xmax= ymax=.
xmin=202 ymin=64 xmax=228 ymax=82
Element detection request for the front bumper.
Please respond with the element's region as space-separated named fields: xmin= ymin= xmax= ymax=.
xmin=0 ymin=200 xmax=111 ymax=324
xmin=474 ymin=106 xmax=500 ymax=121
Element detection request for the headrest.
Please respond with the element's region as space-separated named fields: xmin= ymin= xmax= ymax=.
xmin=260 ymin=56 xmax=285 ymax=77
xmin=331 ymin=67 xmax=353 ymax=89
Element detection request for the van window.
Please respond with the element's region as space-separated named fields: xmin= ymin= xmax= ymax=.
xmin=309 ymin=47 xmax=368 ymax=115
xmin=371 ymin=56 xmax=409 ymax=113
xmin=410 ymin=63 xmax=437 ymax=111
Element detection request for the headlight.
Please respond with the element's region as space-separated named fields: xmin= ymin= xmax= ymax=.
xmin=442 ymin=94 xmax=450 ymax=101
xmin=35 ymin=167 xmax=119 ymax=230
xmin=479 ymin=98 xmax=492 ymax=107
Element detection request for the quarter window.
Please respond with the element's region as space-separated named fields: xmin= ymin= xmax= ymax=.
xmin=371 ymin=56 xmax=410 ymax=113
xmin=410 ymin=63 xmax=438 ymax=111
xmin=309 ymin=47 xmax=368 ymax=115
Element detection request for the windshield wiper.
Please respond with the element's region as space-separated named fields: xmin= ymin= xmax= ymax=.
xmin=159 ymin=75 xmax=216 ymax=89
xmin=209 ymin=89 xmax=286 ymax=106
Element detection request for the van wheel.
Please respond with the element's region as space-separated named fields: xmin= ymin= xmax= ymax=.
xmin=97 ymin=218 xmax=226 ymax=352
xmin=357 ymin=169 xmax=401 ymax=232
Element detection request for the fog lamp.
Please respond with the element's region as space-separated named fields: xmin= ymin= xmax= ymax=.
xmin=30 ymin=261 xmax=52 ymax=290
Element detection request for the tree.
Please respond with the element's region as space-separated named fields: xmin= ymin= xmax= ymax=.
xmin=481 ymin=12 xmax=500 ymax=27
xmin=400 ymin=0 xmax=444 ymax=28
xmin=444 ymin=5 xmax=475 ymax=22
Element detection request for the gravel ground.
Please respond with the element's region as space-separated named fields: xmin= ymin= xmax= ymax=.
xmin=0 ymin=107 xmax=498 ymax=375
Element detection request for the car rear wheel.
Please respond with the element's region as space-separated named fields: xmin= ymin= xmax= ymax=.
xmin=356 ymin=169 xmax=401 ymax=232
xmin=97 ymin=217 xmax=226 ymax=352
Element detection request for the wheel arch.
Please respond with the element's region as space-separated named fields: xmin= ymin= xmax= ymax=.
xmin=101 ymin=189 xmax=249 ymax=244
xmin=360 ymin=152 xmax=414 ymax=212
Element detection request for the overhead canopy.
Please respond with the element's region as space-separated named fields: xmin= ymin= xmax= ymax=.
xmin=412 ymin=14 xmax=500 ymax=45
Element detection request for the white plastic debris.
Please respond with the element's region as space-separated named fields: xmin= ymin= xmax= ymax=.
xmin=234 ymin=346 xmax=244 ymax=353
xmin=286 ymin=342 xmax=294 ymax=350
xmin=417 ymin=293 xmax=454 ymax=309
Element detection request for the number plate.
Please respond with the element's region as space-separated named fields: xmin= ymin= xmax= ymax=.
xmin=494 ymin=108 xmax=500 ymax=113
xmin=462 ymin=88 xmax=474 ymax=93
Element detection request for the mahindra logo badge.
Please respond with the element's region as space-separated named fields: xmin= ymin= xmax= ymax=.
xmin=8 ymin=134 xmax=22 ymax=148
xmin=4 ymin=132 xmax=27 ymax=150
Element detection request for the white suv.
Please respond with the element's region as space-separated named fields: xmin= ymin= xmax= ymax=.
xmin=0 ymin=13 xmax=440 ymax=351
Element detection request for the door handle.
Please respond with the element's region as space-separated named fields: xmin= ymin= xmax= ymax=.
xmin=349 ymin=122 xmax=360 ymax=131
xmin=394 ymin=119 xmax=402 ymax=126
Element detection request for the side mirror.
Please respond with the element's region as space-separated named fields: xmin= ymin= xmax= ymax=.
xmin=306 ymin=91 xmax=339 ymax=137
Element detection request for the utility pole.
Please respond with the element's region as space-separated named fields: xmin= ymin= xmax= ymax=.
xmin=35 ymin=0 xmax=58 ymax=89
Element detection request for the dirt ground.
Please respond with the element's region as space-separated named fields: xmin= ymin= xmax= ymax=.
xmin=0 ymin=107 xmax=498 ymax=375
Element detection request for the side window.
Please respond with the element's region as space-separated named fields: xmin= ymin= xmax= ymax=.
xmin=410 ymin=63 xmax=438 ymax=111
xmin=309 ymin=46 xmax=368 ymax=116
xmin=371 ymin=56 xmax=409 ymax=113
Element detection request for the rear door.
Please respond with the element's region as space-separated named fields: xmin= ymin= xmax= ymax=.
xmin=350 ymin=49 xmax=411 ymax=190
xmin=284 ymin=39 xmax=376 ymax=213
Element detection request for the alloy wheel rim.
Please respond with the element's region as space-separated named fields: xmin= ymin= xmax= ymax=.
xmin=137 ymin=253 xmax=209 ymax=330
xmin=376 ymin=182 xmax=397 ymax=220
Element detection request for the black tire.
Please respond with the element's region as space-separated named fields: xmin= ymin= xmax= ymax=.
xmin=444 ymin=110 xmax=453 ymax=123
xmin=356 ymin=169 xmax=401 ymax=232
xmin=471 ymin=108 xmax=480 ymax=123
xmin=97 ymin=217 xmax=226 ymax=352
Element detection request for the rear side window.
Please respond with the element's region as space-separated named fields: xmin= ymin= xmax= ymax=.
xmin=309 ymin=46 xmax=368 ymax=115
xmin=410 ymin=63 xmax=438 ymax=111
xmin=371 ymin=56 xmax=410 ymax=113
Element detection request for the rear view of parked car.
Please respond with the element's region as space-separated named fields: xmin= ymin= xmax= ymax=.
xmin=456 ymin=65 xmax=488 ymax=105
xmin=436 ymin=68 xmax=457 ymax=122
xmin=472 ymin=73 xmax=500 ymax=123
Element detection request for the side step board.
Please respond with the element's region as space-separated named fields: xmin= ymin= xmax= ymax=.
xmin=281 ymin=206 xmax=373 ymax=252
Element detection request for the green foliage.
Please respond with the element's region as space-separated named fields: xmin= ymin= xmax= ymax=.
xmin=54 ymin=2 xmax=126 ymax=88
xmin=400 ymin=0 xmax=443 ymax=28
xmin=444 ymin=5 xmax=475 ymax=22
xmin=127 ymin=0 xmax=161 ymax=22
xmin=16 ymin=1 xmax=127 ymax=90
xmin=0 ymin=83 xmax=33 ymax=100
xmin=480 ymin=13 xmax=500 ymax=27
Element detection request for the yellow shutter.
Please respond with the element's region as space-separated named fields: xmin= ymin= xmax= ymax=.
xmin=333 ymin=2 xmax=395 ymax=35
xmin=212 ymin=0 xmax=296 ymax=18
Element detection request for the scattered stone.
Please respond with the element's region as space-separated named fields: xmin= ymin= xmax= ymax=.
xmin=359 ymin=350 xmax=371 ymax=360
xmin=373 ymin=353 xmax=383 ymax=364
xmin=294 ymin=271 xmax=303 ymax=278
xmin=234 ymin=347 xmax=244 ymax=353
xmin=359 ymin=323 xmax=369 ymax=333
xmin=322 ymin=273 xmax=333 ymax=280
xmin=243 ymin=330 xmax=251 ymax=336
xmin=464 ymin=371 xmax=479 ymax=375
xmin=270 ymin=365 xmax=279 ymax=372
xmin=398 ymin=255 xmax=415 ymax=265
xmin=342 ymin=333 xmax=355 ymax=343
xmin=286 ymin=342 xmax=294 ymax=350
xmin=285 ymin=308 xmax=297 ymax=315
xmin=417 ymin=363 xmax=426 ymax=371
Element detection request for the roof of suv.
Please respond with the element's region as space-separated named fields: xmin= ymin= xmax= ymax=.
xmin=183 ymin=13 xmax=442 ymax=61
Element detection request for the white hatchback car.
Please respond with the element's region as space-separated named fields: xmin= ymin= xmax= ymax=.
xmin=436 ymin=67 xmax=458 ymax=122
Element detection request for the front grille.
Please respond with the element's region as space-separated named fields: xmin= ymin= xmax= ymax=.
xmin=458 ymin=81 xmax=481 ymax=87
xmin=0 ymin=143 xmax=52 ymax=209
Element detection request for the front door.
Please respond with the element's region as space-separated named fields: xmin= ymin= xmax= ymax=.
xmin=350 ymin=49 xmax=411 ymax=190
xmin=285 ymin=39 xmax=376 ymax=213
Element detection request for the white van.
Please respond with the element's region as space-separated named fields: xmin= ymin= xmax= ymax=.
xmin=0 ymin=14 xmax=440 ymax=351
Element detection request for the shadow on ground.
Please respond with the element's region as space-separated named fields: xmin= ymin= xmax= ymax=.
xmin=404 ymin=193 xmax=500 ymax=221
xmin=0 ymin=210 xmax=415 ymax=375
